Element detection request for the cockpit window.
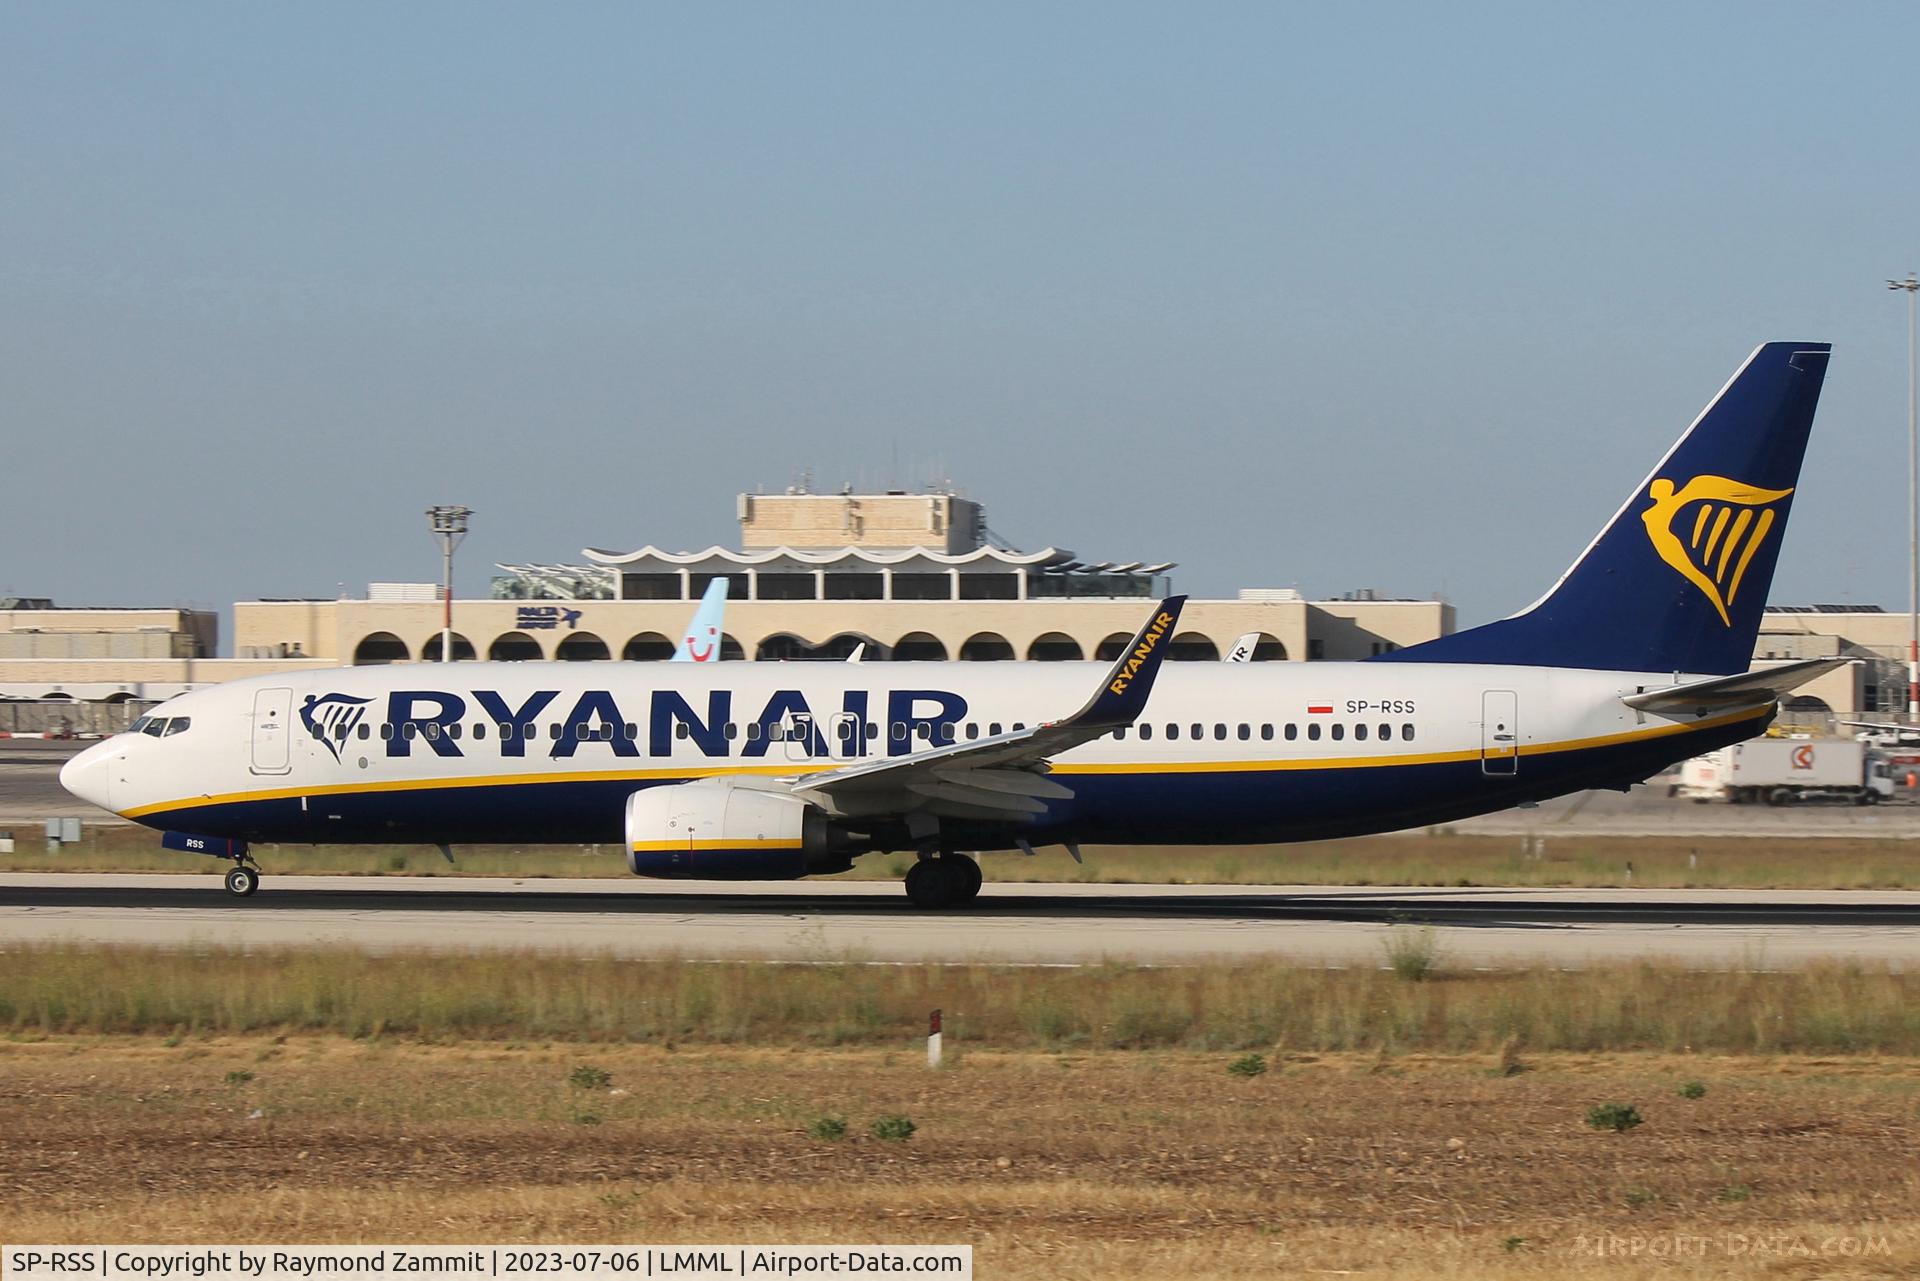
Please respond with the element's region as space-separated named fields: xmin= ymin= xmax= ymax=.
xmin=162 ymin=717 xmax=191 ymax=737
xmin=129 ymin=716 xmax=153 ymax=734
xmin=142 ymin=718 xmax=167 ymax=737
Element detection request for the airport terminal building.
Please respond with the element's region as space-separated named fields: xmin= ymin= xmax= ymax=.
xmin=8 ymin=488 xmax=1900 ymax=731
xmin=1 ymin=490 xmax=1452 ymax=710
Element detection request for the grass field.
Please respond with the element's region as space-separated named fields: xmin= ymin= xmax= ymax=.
xmin=15 ymin=823 xmax=1920 ymax=888
xmin=8 ymin=948 xmax=1919 ymax=1276
xmin=5 ymin=1036 xmax=1915 ymax=1277
xmin=7 ymin=946 xmax=1920 ymax=1054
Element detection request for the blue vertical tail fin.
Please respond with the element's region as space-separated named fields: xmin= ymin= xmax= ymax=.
xmin=1376 ymin=342 xmax=1832 ymax=675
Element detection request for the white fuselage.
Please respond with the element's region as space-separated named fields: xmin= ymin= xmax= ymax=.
xmin=62 ymin=658 xmax=1765 ymax=852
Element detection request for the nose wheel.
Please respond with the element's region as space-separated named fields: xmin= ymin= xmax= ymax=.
xmin=904 ymin=852 xmax=982 ymax=910
xmin=223 ymin=863 xmax=261 ymax=898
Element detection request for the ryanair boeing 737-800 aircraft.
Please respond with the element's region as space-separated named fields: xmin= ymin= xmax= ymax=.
xmin=63 ymin=343 xmax=1842 ymax=906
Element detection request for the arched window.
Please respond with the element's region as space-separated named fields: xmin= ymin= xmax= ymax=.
xmin=420 ymin=632 xmax=475 ymax=662
xmin=555 ymin=632 xmax=611 ymax=661
xmin=1244 ymin=633 xmax=1288 ymax=661
xmin=1168 ymin=632 xmax=1220 ymax=661
xmin=622 ymin=632 xmax=675 ymax=661
xmin=352 ymin=632 xmax=410 ymax=665
xmin=891 ymin=632 xmax=948 ymax=661
xmin=1026 ymin=633 xmax=1084 ymax=661
xmin=959 ymin=633 xmax=1015 ymax=661
xmin=488 ymin=632 xmax=544 ymax=662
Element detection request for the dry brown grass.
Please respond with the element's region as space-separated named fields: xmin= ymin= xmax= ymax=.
xmin=6 ymin=945 xmax=1920 ymax=1055
xmin=18 ymin=825 xmax=1920 ymax=888
xmin=3 ymin=1038 xmax=1916 ymax=1278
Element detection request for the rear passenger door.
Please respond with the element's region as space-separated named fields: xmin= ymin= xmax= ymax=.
xmin=1480 ymin=690 xmax=1518 ymax=776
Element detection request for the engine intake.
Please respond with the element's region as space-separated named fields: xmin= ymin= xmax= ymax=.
xmin=625 ymin=779 xmax=847 ymax=879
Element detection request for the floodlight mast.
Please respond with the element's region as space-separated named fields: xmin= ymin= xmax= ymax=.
xmin=1892 ymin=276 xmax=1920 ymax=719
xmin=426 ymin=505 xmax=472 ymax=664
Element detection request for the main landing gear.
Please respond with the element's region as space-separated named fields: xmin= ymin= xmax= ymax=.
xmin=904 ymin=852 xmax=982 ymax=910
xmin=222 ymin=857 xmax=262 ymax=898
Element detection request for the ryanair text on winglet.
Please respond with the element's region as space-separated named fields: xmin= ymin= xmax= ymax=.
xmin=1108 ymin=610 xmax=1176 ymax=696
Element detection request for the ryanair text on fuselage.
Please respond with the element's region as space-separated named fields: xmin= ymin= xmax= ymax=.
xmin=320 ymin=687 xmax=971 ymax=761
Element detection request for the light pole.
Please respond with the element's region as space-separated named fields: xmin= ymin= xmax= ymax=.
xmin=1892 ymin=277 xmax=1920 ymax=719
xmin=426 ymin=505 xmax=472 ymax=663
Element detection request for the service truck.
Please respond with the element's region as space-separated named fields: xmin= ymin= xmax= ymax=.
xmin=1675 ymin=739 xmax=1894 ymax=805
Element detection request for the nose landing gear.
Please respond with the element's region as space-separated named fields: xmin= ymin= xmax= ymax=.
xmin=904 ymin=852 xmax=982 ymax=910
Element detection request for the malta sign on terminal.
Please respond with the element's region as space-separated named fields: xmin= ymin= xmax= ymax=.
xmin=515 ymin=606 xmax=583 ymax=631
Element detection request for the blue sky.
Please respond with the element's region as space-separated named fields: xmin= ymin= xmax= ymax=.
xmin=6 ymin=2 xmax=1918 ymax=634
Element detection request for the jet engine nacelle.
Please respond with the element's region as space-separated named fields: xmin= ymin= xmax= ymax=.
xmin=625 ymin=779 xmax=849 ymax=879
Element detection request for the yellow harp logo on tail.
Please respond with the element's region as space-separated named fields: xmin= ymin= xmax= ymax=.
xmin=1641 ymin=475 xmax=1794 ymax=625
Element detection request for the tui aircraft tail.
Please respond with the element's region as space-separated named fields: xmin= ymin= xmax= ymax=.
xmin=1375 ymin=342 xmax=1832 ymax=675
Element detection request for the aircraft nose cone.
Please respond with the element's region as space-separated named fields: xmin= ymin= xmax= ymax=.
xmin=59 ymin=741 xmax=116 ymax=812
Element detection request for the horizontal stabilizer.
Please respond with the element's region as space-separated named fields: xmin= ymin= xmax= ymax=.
xmin=1622 ymin=656 xmax=1851 ymax=716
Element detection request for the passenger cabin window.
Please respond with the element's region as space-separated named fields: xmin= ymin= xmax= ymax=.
xmin=1307 ymin=723 xmax=1321 ymax=741
xmin=674 ymin=724 xmax=689 ymax=740
xmin=1139 ymin=724 xmax=1153 ymax=740
xmin=1237 ymin=724 xmax=1250 ymax=741
xmin=989 ymin=722 xmax=1003 ymax=736
xmin=1330 ymin=724 xmax=1344 ymax=741
xmin=1402 ymin=723 xmax=1416 ymax=741
xmin=1213 ymin=724 xmax=1227 ymax=740
xmin=1355 ymin=723 xmax=1368 ymax=741
xmin=1167 ymin=724 xmax=1180 ymax=740
xmin=1284 ymin=724 xmax=1297 ymax=741
xmin=1260 ymin=724 xmax=1274 ymax=741
xmin=1378 ymin=722 xmax=1391 ymax=741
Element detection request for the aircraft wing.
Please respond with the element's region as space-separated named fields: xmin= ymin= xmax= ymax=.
xmin=1621 ymin=656 xmax=1851 ymax=716
xmin=789 ymin=596 xmax=1186 ymax=821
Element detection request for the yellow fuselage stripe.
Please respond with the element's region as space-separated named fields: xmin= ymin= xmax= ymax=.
xmin=121 ymin=705 xmax=1768 ymax=820
xmin=629 ymin=838 xmax=803 ymax=852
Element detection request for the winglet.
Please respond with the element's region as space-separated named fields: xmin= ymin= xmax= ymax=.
xmin=1070 ymin=596 xmax=1186 ymax=728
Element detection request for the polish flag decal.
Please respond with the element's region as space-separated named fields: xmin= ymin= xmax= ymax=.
xmin=1307 ymin=704 xmax=1334 ymax=715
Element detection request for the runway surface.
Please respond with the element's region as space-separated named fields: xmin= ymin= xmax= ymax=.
xmin=4 ymin=873 xmax=1918 ymax=966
